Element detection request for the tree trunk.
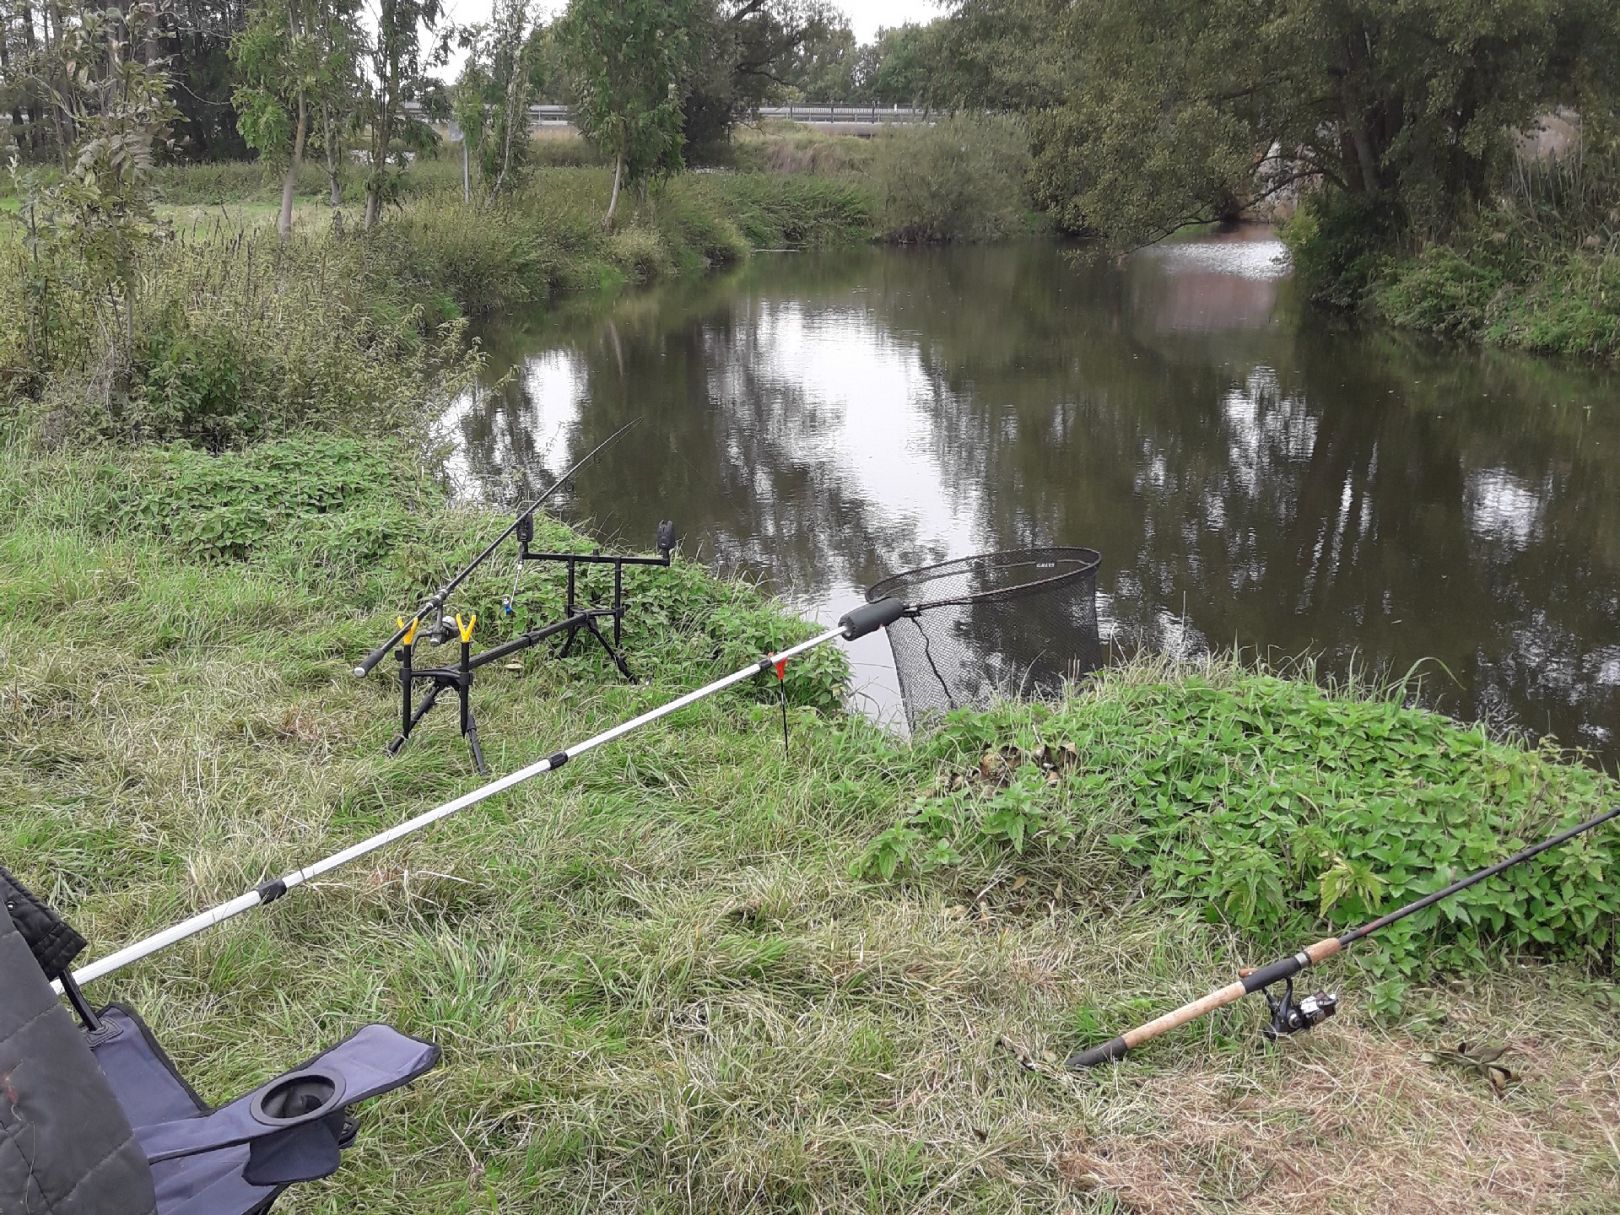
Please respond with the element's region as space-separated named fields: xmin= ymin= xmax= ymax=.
xmin=491 ymin=63 xmax=523 ymax=198
xmin=278 ymin=94 xmax=308 ymax=241
xmin=365 ymin=82 xmax=397 ymax=229
xmin=604 ymin=150 xmax=623 ymax=231
xmin=0 ymin=37 xmax=23 ymax=155
xmin=322 ymin=103 xmax=342 ymax=206
xmin=1337 ymin=34 xmax=1380 ymax=196
xmin=18 ymin=2 xmax=43 ymax=153
xmin=44 ymin=2 xmax=73 ymax=170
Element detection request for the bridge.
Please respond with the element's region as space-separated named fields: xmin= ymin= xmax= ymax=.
xmin=407 ymin=102 xmax=930 ymax=138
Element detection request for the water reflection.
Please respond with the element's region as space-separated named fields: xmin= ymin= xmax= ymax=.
xmin=447 ymin=231 xmax=1620 ymax=763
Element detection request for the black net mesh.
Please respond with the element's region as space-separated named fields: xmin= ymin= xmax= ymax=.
xmin=868 ymin=548 xmax=1103 ymax=730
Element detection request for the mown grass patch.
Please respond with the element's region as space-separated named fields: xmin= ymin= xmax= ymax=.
xmin=2 ymin=434 xmax=1617 ymax=1211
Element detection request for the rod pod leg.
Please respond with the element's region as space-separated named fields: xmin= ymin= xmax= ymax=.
xmin=585 ymin=616 xmax=637 ymax=682
xmin=387 ymin=683 xmax=444 ymax=756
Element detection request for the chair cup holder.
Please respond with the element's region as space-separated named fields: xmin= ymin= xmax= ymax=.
xmin=249 ymin=1069 xmax=347 ymax=1128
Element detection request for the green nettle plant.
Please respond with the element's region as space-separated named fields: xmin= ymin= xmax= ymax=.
xmin=558 ymin=0 xmax=695 ymax=231
xmin=856 ymin=677 xmax=1618 ymax=1001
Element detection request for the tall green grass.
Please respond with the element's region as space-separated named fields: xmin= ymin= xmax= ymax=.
xmin=2 ymin=435 xmax=1617 ymax=1212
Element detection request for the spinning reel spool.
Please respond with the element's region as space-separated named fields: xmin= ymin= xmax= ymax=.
xmin=1261 ymin=978 xmax=1339 ymax=1041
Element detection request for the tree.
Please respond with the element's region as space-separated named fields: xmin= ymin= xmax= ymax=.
xmin=22 ymin=1 xmax=177 ymax=407
xmin=780 ymin=9 xmax=854 ymax=103
xmin=361 ymin=0 xmax=444 ymax=228
xmin=311 ymin=0 xmax=362 ymax=205
xmin=558 ymin=0 xmax=695 ymax=230
xmin=232 ymin=0 xmax=361 ymax=239
xmin=452 ymin=0 xmax=540 ymax=201
xmin=854 ymin=22 xmax=947 ymax=107
xmin=158 ymin=0 xmax=254 ymax=161
xmin=930 ymin=0 xmax=1069 ymax=112
xmin=682 ymin=0 xmax=838 ymax=149
xmin=997 ymin=0 xmax=1620 ymax=249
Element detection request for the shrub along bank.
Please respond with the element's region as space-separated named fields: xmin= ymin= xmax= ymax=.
xmin=1285 ymin=148 xmax=1620 ymax=360
xmin=2 ymin=434 xmax=1617 ymax=1210
xmin=0 ymin=164 xmax=876 ymax=449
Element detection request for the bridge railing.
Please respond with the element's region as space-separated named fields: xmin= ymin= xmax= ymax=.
xmin=405 ymin=102 xmax=931 ymax=130
xmin=760 ymin=105 xmax=929 ymax=124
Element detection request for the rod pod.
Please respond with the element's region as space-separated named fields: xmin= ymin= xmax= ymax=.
xmin=1068 ymin=804 xmax=1620 ymax=1068
xmin=63 ymin=597 xmax=908 ymax=990
xmin=353 ymin=419 xmax=642 ymax=679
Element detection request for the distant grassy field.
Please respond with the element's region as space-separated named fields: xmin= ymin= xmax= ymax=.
xmin=2 ymin=436 xmax=1615 ymax=1213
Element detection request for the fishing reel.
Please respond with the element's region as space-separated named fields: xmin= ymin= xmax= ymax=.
xmin=1262 ymin=978 xmax=1339 ymax=1041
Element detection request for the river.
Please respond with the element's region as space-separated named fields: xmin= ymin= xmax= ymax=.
xmin=444 ymin=227 xmax=1620 ymax=766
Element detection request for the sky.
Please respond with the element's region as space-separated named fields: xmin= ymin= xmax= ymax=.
xmin=431 ymin=0 xmax=945 ymax=63
xmin=422 ymin=0 xmax=943 ymax=85
xmin=836 ymin=1 xmax=943 ymax=41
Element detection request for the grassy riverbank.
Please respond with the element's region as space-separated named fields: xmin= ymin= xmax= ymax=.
xmin=1369 ymin=233 xmax=1620 ymax=359
xmin=1287 ymin=151 xmax=1620 ymax=361
xmin=3 ymin=435 xmax=1617 ymax=1212
xmin=1 ymin=126 xmax=1031 ymax=450
xmin=0 ymin=161 xmax=874 ymax=448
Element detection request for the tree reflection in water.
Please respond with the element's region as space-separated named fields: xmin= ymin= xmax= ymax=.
xmin=445 ymin=232 xmax=1620 ymax=762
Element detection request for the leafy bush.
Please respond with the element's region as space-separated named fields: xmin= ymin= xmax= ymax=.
xmin=858 ymin=672 xmax=1619 ymax=986
xmin=1369 ymin=244 xmax=1505 ymax=340
xmin=870 ymin=116 xmax=1033 ymax=244
xmin=1282 ymin=189 xmax=1401 ymax=309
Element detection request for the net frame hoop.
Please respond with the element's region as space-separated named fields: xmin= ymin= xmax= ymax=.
xmin=868 ymin=546 xmax=1102 ymax=612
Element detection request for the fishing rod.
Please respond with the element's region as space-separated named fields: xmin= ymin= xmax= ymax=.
xmin=1067 ymin=804 xmax=1620 ymax=1068
xmin=62 ymin=597 xmax=907 ymax=989
xmin=352 ymin=418 xmax=642 ymax=679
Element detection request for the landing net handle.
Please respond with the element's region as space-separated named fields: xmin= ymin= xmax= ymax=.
xmin=63 ymin=599 xmax=907 ymax=990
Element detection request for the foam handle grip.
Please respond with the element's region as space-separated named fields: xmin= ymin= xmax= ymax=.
xmin=354 ymin=636 xmax=397 ymax=678
xmin=1067 ymin=1036 xmax=1130 ymax=1068
xmin=839 ymin=597 xmax=906 ymax=639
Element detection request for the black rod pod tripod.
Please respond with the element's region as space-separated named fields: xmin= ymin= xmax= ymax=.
xmin=384 ymin=519 xmax=677 ymax=772
xmin=353 ymin=419 xmax=641 ymax=681
xmin=1068 ymin=804 xmax=1620 ymax=1068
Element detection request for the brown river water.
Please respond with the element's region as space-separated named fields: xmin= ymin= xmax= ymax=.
xmin=445 ymin=227 xmax=1620 ymax=766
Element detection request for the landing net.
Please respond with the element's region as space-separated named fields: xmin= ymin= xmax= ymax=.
xmin=868 ymin=547 xmax=1103 ymax=730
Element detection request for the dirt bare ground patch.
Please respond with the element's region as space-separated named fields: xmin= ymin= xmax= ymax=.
xmin=1060 ymin=1022 xmax=1620 ymax=1214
